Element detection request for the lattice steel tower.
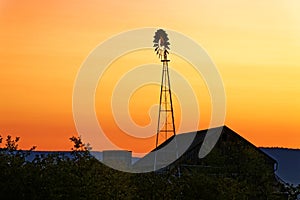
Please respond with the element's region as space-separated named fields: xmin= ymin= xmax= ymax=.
xmin=153 ymin=29 xmax=176 ymax=148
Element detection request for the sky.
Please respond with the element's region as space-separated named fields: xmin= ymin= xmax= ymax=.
xmin=0 ymin=0 xmax=300 ymax=152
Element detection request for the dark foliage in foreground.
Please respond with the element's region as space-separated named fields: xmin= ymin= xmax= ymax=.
xmin=0 ymin=135 xmax=298 ymax=200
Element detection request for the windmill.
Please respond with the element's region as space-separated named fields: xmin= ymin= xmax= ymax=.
xmin=153 ymin=29 xmax=176 ymax=148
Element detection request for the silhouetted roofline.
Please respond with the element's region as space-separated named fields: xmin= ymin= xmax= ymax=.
xmin=222 ymin=125 xmax=278 ymax=165
xmin=149 ymin=125 xmax=277 ymax=166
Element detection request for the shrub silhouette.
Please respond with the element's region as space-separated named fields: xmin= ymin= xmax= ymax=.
xmin=0 ymin=135 xmax=297 ymax=199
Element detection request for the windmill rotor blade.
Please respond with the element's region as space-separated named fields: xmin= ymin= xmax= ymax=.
xmin=153 ymin=29 xmax=170 ymax=57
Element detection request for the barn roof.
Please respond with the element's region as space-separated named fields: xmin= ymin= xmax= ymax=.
xmin=133 ymin=125 xmax=277 ymax=172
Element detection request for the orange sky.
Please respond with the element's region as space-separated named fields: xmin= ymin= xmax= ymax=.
xmin=0 ymin=0 xmax=300 ymax=152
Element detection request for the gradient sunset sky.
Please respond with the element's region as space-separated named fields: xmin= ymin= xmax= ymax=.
xmin=1 ymin=0 xmax=300 ymax=152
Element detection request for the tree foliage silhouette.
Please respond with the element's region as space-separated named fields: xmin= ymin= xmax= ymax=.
xmin=0 ymin=134 xmax=297 ymax=199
